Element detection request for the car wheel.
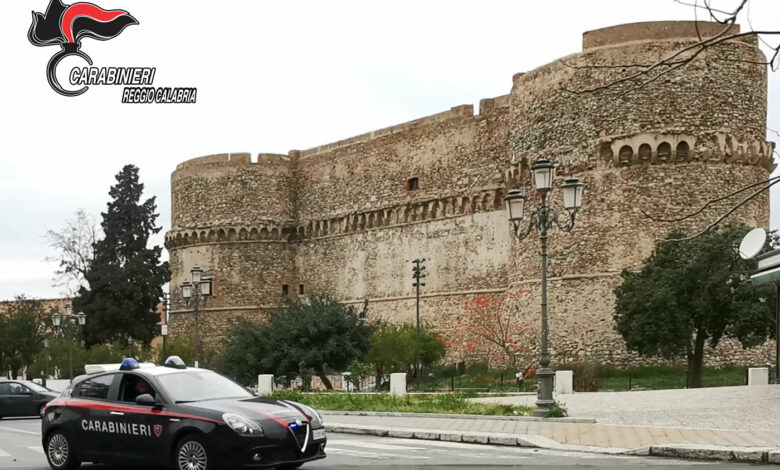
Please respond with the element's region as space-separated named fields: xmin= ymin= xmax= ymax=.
xmin=175 ymin=434 xmax=210 ymax=470
xmin=45 ymin=431 xmax=80 ymax=470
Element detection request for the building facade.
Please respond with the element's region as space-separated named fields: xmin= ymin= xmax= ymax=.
xmin=166 ymin=21 xmax=775 ymax=366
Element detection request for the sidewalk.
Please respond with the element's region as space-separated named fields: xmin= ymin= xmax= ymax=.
xmin=321 ymin=386 xmax=780 ymax=463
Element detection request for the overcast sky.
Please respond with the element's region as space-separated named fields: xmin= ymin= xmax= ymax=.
xmin=1 ymin=0 xmax=779 ymax=301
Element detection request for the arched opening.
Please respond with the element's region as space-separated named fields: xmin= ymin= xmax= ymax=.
xmin=638 ymin=144 xmax=652 ymax=163
xmin=657 ymin=142 xmax=671 ymax=162
xmin=676 ymin=141 xmax=690 ymax=162
xmin=618 ymin=145 xmax=633 ymax=166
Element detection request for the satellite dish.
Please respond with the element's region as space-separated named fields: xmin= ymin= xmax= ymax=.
xmin=739 ymin=228 xmax=767 ymax=260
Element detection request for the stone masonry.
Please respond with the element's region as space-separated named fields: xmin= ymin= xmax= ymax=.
xmin=165 ymin=21 xmax=776 ymax=367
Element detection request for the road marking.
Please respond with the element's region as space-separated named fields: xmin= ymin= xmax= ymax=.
xmin=326 ymin=447 xmax=430 ymax=460
xmin=26 ymin=446 xmax=44 ymax=454
xmin=0 ymin=448 xmax=9 ymax=457
xmin=0 ymin=426 xmax=40 ymax=436
xmin=327 ymin=439 xmax=425 ymax=451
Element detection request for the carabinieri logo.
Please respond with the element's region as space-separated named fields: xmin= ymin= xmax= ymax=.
xmin=28 ymin=0 xmax=197 ymax=103
xmin=28 ymin=0 xmax=137 ymax=96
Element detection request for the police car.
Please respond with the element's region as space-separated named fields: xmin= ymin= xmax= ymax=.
xmin=42 ymin=357 xmax=326 ymax=470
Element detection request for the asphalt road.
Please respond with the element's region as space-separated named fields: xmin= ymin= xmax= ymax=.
xmin=0 ymin=418 xmax=750 ymax=469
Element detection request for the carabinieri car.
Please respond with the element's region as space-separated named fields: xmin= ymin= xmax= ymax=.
xmin=42 ymin=357 xmax=326 ymax=470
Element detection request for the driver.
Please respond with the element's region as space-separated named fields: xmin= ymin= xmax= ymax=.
xmin=134 ymin=379 xmax=154 ymax=399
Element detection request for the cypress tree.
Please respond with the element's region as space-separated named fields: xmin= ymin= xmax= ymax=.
xmin=75 ymin=165 xmax=169 ymax=347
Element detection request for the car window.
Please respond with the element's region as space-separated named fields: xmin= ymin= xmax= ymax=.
xmin=0 ymin=383 xmax=10 ymax=395
xmin=74 ymin=374 xmax=114 ymax=400
xmin=9 ymin=383 xmax=30 ymax=394
xmin=156 ymin=370 xmax=252 ymax=403
xmin=117 ymin=374 xmax=157 ymax=403
xmin=23 ymin=382 xmax=50 ymax=393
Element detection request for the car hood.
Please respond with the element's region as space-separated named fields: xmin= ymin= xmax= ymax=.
xmin=185 ymin=397 xmax=308 ymax=423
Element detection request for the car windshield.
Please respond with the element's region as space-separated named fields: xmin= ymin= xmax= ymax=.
xmin=156 ymin=370 xmax=252 ymax=403
xmin=23 ymin=381 xmax=50 ymax=393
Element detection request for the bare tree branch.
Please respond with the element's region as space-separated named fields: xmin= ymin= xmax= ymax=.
xmin=562 ymin=1 xmax=780 ymax=94
xmin=44 ymin=209 xmax=102 ymax=297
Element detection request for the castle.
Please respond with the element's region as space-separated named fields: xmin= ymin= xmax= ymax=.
xmin=165 ymin=21 xmax=775 ymax=367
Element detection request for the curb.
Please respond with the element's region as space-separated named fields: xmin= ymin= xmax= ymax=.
xmin=324 ymin=423 xmax=627 ymax=454
xmin=649 ymin=444 xmax=780 ymax=463
xmin=320 ymin=410 xmax=596 ymax=423
xmin=325 ymin=423 xmax=780 ymax=464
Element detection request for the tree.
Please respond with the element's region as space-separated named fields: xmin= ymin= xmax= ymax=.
xmin=0 ymin=297 xmax=48 ymax=379
xmin=74 ymin=165 xmax=169 ymax=347
xmin=614 ymin=225 xmax=775 ymax=388
xmin=45 ymin=209 xmax=101 ymax=297
xmin=446 ymin=289 xmax=534 ymax=368
xmin=364 ymin=322 xmax=446 ymax=381
xmin=213 ymin=319 xmax=269 ymax=385
xmin=262 ymin=294 xmax=373 ymax=389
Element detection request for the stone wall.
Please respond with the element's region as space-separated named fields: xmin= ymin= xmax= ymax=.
xmin=166 ymin=21 xmax=776 ymax=367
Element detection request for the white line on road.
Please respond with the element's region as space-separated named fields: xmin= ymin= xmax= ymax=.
xmin=0 ymin=426 xmax=40 ymax=436
xmin=326 ymin=439 xmax=425 ymax=451
xmin=326 ymin=447 xmax=430 ymax=460
xmin=0 ymin=448 xmax=9 ymax=457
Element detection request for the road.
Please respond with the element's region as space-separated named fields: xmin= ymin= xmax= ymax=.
xmin=0 ymin=418 xmax=750 ymax=469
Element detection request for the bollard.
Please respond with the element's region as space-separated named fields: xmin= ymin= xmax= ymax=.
xmin=554 ymin=370 xmax=573 ymax=395
xmin=257 ymin=374 xmax=274 ymax=396
xmin=390 ymin=372 xmax=407 ymax=396
xmin=748 ymin=367 xmax=769 ymax=386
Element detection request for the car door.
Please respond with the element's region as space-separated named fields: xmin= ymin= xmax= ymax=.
xmin=6 ymin=382 xmax=36 ymax=417
xmin=70 ymin=373 xmax=120 ymax=461
xmin=0 ymin=383 xmax=12 ymax=417
xmin=107 ymin=372 xmax=168 ymax=462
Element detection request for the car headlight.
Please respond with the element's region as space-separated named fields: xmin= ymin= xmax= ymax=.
xmin=222 ymin=413 xmax=264 ymax=437
xmin=298 ymin=404 xmax=324 ymax=425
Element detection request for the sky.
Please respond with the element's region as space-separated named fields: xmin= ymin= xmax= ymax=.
xmin=1 ymin=0 xmax=779 ymax=301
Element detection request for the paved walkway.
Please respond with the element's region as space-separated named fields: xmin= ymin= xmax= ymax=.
xmin=325 ymin=414 xmax=780 ymax=450
xmin=472 ymin=385 xmax=780 ymax=430
xmin=325 ymin=386 xmax=780 ymax=452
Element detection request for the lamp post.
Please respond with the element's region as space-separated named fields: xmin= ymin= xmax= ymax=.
xmin=505 ymin=158 xmax=585 ymax=417
xmin=51 ymin=303 xmax=87 ymax=382
xmin=411 ymin=258 xmax=427 ymax=390
xmin=181 ymin=266 xmax=212 ymax=367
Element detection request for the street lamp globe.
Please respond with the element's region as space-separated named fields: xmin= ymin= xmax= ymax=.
xmin=65 ymin=303 xmax=73 ymax=316
xmin=51 ymin=313 xmax=61 ymax=327
xmin=561 ymin=177 xmax=585 ymax=211
xmin=531 ymin=158 xmax=556 ymax=192
xmin=504 ymin=189 xmax=526 ymax=222
xmin=182 ymin=280 xmax=193 ymax=300
xmin=191 ymin=266 xmax=203 ymax=284
xmin=76 ymin=312 xmax=87 ymax=326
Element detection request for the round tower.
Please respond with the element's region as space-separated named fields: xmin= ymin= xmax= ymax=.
xmin=165 ymin=152 xmax=298 ymax=345
xmin=505 ymin=21 xmax=774 ymax=365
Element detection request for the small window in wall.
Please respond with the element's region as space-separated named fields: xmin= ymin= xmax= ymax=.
xmin=282 ymin=284 xmax=289 ymax=297
xmin=299 ymin=284 xmax=305 ymax=295
xmin=407 ymin=178 xmax=419 ymax=191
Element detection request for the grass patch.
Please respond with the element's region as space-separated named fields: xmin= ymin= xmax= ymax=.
xmin=270 ymin=391 xmax=532 ymax=416
xmin=596 ymin=366 xmax=747 ymax=391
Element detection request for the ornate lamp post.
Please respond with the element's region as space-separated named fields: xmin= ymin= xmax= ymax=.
xmin=181 ymin=266 xmax=212 ymax=367
xmin=51 ymin=303 xmax=87 ymax=382
xmin=505 ymin=158 xmax=585 ymax=416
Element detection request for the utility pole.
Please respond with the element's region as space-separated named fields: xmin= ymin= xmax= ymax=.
xmin=412 ymin=258 xmax=427 ymax=391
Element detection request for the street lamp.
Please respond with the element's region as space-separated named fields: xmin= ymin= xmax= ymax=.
xmin=51 ymin=303 xmax=87 ymax=382
xmin=505 ymin=158 xmax=585 ymax=417
xmin=181 ymin=266 xmax=212 ymax=367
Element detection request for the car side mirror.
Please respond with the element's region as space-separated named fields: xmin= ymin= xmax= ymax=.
xmin=135 ymin=394 xmax=156 ymax=406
